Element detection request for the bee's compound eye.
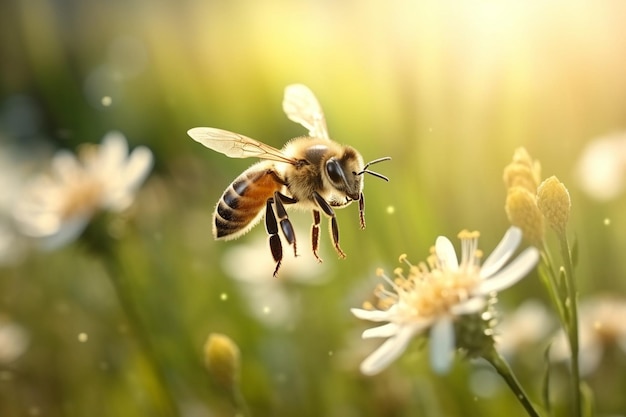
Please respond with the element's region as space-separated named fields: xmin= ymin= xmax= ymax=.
xmin=325 ymin=159 xmax=344 ymax=184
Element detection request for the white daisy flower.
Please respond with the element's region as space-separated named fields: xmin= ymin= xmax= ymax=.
xmin=13 ymin=131 xmax=153 ymax=250
xmin=351 ymin=227 xmax=539 ymax=376
xmin=495 ymin=299 xmax=554 ymax=359
xmin=221 ymin=232 xmax=328 ymax=327
xmin=575 ymin=132 xmax=626 ymax=201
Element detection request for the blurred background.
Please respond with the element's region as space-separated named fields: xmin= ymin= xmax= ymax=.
xmin=2 ymin=0 xmax=626 ymax=416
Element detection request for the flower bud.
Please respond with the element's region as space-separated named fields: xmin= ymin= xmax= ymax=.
xmin=505 ymin=187 xmax=545 ymax=245
xmin=203 ymin=333 xmax=241 ymax=392
xmin=503 ymin=164 xmax=539 ymax=194
xmin=503 ymin=147 xmax=542 ymax=193
xmin=537 ymin=176 xmax=571 ymax=236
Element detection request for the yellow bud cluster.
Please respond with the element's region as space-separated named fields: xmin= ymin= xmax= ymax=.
xmin=503 ymin=148 xmax=572 ymax=242
xmin=502 ymin=148 xmax=544 ymax=244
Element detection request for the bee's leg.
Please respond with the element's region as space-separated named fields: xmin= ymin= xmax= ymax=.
xmin=274 ymin=192 xmax=298 ymax=257
xmin=311 ymin=210 xmax=322 ymax=262
xmin=313 ymin=192 xmax=346 ymax=259
xmin=358 ymin=193 xmax=366 ymax=229
xmin=265 ymin=198 xmax=282 ymax=277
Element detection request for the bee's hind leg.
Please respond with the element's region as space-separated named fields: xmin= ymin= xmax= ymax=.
xmin=266 ymin=192 xmax=298 ymax=277
xmin=274 ymin=192 xmax=298 ymax=257
xmin=265 ymin=199 xmax=283 ymax=277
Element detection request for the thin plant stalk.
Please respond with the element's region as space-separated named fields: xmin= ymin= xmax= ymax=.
xmin=102 ymin=253 xmax=181 ymax=417
xmin=231 ymin=387 xmax=252 ymax=417
xmin=483 ymin=348 xmax=543 ymax=417
xmin=558 ymin=234 xmax=581 ymax=417
xmin=538 ymin=239 xmax=583 ymax=417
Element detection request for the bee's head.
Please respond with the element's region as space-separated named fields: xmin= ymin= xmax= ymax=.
xmin=322 ymin=147 xmax=361 ymax=201
xmin=324 ymin=148 xmax=390 ymax=202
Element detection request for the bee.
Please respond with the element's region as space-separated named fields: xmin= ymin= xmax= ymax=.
xmin=188 ymin=84 xmax=390 ymax=276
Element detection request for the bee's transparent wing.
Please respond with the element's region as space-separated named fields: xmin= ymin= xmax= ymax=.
xmin=187 ymin=127 xmax=296 ymax=164
xmin=282 ymin=84 xmax=330 ymax=140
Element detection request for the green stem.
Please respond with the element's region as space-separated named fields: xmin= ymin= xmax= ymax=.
xmin=103 ymin=256 xmax=180 ymax=417
xmin=558 ymin=235 xmax=581 ymax=417
xmin=231 ymin=387 xmax=252 ymax=417
xmin=483 ymin=348 xmax=543 ymax=417
xmin=537 ymin=243 xmax=566 ymax=319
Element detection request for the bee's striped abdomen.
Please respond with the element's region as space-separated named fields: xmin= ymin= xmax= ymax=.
xmin=213 ymin=167 xmax=283 ymax=240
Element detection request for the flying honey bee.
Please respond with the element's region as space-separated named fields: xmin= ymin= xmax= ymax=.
xmin=188 ymin=84 xmax=390 ymax=276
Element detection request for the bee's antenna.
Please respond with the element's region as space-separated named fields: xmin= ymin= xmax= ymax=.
xmin=356 ymin=156 xmax=391 ymax=182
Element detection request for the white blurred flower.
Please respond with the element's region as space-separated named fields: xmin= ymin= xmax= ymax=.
xmin=495 ymin=299 xmax=554 ymax=358
xmin=575 ymin=132 xmax=626 ymax=201
xmin=551 ymin=294 xmax=626 ymax=375
xmin=13 ymin=131 xmax=153 ymax=250
xmin=0 ymin=319 xmax=29 ymax=364
xmin=351 ymin=227 xmax=539 ymax=376
xmin=222 ymin=233 xmax=328 ymax=327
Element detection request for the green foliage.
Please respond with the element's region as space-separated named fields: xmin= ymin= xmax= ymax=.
xmin=2 ymin=1 xmax=626 ymax=416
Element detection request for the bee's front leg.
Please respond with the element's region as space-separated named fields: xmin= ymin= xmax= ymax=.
xmin=358 ymin=193 xmax=366 ymax=229
xmin=313 ymin=192 xmax=346 ymax=259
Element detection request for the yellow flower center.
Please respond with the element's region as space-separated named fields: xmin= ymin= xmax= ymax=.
xmin=371 ymin=237 xmax=483 ymax=322
xmin=59 ymin=176 xmax=105 ymax=220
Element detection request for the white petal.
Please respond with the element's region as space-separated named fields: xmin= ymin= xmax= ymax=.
xmin=477 ymin=247 xmax=539 ymax=294
xmin=429 ymin=316 xmax=455 ymax=374
xmin=14 ymin=211 xmax=61 ymax=237
xmin=38 ymin=214 xmax=90 ymax=250
xmin=435 ymin=236 xmax=459 ymax=271
xmin=121 ymin=146 xmax=153 ymax=190
xmin=362 ymin=323 xmax=401 ymax=339
xmin=51 ymin=151 xmax=80 ymax=183
xmin=450 ymin=297 xmax=486 ymax=315
xmin=577 ymin=345 xmax=603 ymax=376
xmin=351 ymin=307 xmax=395 ymax=322
xmin=480 ymin=227 xmax=522 ymax=278
xmin=96 ymin=131 xmax=129 ymax=174
xmin=101 ymin=146 xmax=153 ymax=212
xmin=103 ymin=192 xmax=134 ymax=212
xmin=360 ymin=324 xmax=422 ymax=376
